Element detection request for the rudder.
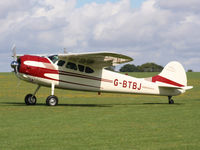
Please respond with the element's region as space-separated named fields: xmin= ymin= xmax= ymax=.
xmin=152 ymin=61 xmax=187 ymax=87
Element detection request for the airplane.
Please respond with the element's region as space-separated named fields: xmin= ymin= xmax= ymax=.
xmin=10 ymin=49 xmax=193 ymax=106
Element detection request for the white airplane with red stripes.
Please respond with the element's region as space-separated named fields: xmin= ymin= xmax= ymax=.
xmin=11 ymin=49 xmax=193 ymax=106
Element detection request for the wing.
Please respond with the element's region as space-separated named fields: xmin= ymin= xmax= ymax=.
xmin=58 ymin=52 xmax=133 ymax=67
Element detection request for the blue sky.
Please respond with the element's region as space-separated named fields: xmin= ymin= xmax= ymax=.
xmin=76 ymin=0 xmax=145 ymax=8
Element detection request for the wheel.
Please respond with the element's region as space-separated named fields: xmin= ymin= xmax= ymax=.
xmin=169 ymin=99 xmax=174 ymax=104
xmin=25 ymin=94 xmax=37 ymax=105
xmin=46 ymin=95 xmax=58 ymax=106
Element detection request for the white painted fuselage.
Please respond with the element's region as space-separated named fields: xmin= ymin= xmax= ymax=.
xmin=17 ymin=59 xmax=184 ymax=97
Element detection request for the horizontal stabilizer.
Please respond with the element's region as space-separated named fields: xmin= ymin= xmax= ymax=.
xmin=182 ymin=86 xmax=193 ymax=90
xmin=158 ymin=85 xmax=193 ymax=90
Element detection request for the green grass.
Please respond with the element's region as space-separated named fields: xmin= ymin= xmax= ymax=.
xmin=0 ymin=72 xmax=200 ymax=150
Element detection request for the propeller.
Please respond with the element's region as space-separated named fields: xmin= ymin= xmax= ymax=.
xmin=10 ymin=44 xmax=19 ymax=74
xmin=10 ymin=45 xmax=22 ymax=87
xmin=12 ymin=44 xmax=17 ymax=61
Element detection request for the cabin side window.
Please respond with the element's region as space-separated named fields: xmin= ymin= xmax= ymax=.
xmin=78 ymin=65 xmax=85 ymax=72
xmin=66 ymin=62 xmax=77 ymax=70
xmin=64 ymin=61 xmax=94 ymax=73
xmin=57 ymin=60 xmax=65 ymax=67
xmin=85 ymin=67 xmax=94 ymax=73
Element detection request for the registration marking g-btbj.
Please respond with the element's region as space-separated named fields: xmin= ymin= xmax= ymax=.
xmin=114 ymin=79 xmax=142 ymax=90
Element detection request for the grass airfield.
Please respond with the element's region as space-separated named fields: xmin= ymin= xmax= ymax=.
xmin=0 ymin=72 xmax=200 ymax=150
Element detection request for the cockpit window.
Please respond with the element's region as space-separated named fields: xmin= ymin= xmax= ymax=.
xmin=57 ymin=60 xmax=65 ymax=67
xmin=66 ymin=62 xmax=77 ymax=70
xmin=48 ymin=55 xmax=58 ymax=63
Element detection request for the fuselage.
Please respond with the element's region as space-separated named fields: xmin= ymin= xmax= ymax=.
xmin=16 ymin=55 xmax=184 ymax=96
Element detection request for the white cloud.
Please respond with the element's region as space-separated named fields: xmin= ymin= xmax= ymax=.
xmin=184 ymin=57 xmax=200 ymax=65
xmin=0 ymin=0 xmax=200 ymax=71
xmin=156 ymin=0 xmax=200 ymax=13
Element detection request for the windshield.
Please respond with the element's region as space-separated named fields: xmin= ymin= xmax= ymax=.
xmin=48 ymin=55 xmax=58 ymax=63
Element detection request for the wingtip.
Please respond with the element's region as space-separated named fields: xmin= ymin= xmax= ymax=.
xmin=183 ymin=86 xmax=193 ymax=90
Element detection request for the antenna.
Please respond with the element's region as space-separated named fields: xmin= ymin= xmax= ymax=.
xmin=64 ymin=48 xmax=67 ymax=54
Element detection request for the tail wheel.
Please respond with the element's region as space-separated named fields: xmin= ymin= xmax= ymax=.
xmin=168 ymin=96 xmax=174 ymax=104
xmin=169 ymin=99 xmax=174 ymax=104
xmin=25 ymin=94 xmax=37 ymax=105
xmin=46 ymin=95 xmax=58 ymax=106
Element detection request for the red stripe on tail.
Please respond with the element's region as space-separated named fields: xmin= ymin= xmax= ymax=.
xmin=152 ymin=75 xmax=184 ymax=87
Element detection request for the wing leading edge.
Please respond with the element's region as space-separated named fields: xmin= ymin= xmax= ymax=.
xmin=58 ymin=52 xmax=133 ymax=67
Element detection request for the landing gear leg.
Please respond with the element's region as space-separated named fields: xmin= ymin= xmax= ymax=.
xmin=25 ymin=85 xmax=41 ymax=105
xmin=168 ymin=96 xmax=174 ymax=104
xmin=46 ymin=83 xmax=58 ymax=106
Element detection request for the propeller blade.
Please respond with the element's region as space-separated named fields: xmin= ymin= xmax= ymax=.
xmin=16 ymin=79 xmax=21 ymax=88
xmin=11 ymin=44 xmax=19 ymax=74
xmin=12 ymin=44 xmax=17 ymax=61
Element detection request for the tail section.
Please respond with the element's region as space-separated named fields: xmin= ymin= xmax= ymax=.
xmin=152 ymin=61 xmax=191 ymax=89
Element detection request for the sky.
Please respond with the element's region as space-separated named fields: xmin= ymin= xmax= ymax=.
xmin=1 ymin=0 xmax=200 ymax=72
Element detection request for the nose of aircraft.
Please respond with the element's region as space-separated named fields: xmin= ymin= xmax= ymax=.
xmin=11 ymin=58 xmax=20 ymax=73
xmin=11 ymin=60 xmax=19 ymax=73
xmin=11 ymin=60 xmax=18 ymax=69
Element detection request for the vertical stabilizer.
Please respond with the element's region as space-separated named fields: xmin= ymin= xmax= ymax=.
xmin=152 ymin=61 xmax=187 ymax=87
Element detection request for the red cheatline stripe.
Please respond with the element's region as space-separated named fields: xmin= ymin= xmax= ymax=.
xmin=59 ymin=70 xmax=113 ymax=83
xmin=22 ymin=69 xmax=100 ymax=89
xmin=28 ymin=66 xmax=113 ymax=84
xmin=152 ymin=75 xmax=184 ymax=87
xmin=29 ymin=74 xmax=100 ymax=89
xmin=58 ymin=79 xmax=100 ymax=89
xmin=21 ymin=66 xmax=107 ymax=88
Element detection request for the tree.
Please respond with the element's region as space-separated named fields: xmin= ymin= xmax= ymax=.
xmin=187 ymin=69 xmax=193 ymax=72
xmin=119 ymin=62 xmax=163 ymax=72
xmin=119 ymin=64 xmax=139 ymax=72
xmin=105 ymin=66 xmax=115 ymax=71
xmin=138 ymin=63 xmax=163 ymax=72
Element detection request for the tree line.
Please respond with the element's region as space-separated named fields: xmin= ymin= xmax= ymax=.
xmin=106 ymin=62 xmax=193 ymax=72
xmin=119 ymin=63 xmax=163 ymax=72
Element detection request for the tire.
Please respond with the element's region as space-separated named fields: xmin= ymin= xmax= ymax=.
xmin=25 ymin=94 xmax=37 ymax=105
xmin=169 ymin=99 xmax=174 ymax=104
xmin=46 ymin=95 xmax=58 ymax=106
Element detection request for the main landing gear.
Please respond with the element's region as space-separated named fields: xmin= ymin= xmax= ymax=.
xmin=168 ymin=96 xmax=174 ymax=104
xmin=46 ymin=83 xmax=58 ymax=106
xmin=24 ymin=83 xmax=58 ymax=106
xmin=25 ymin=85 xmax=40 ymax=105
